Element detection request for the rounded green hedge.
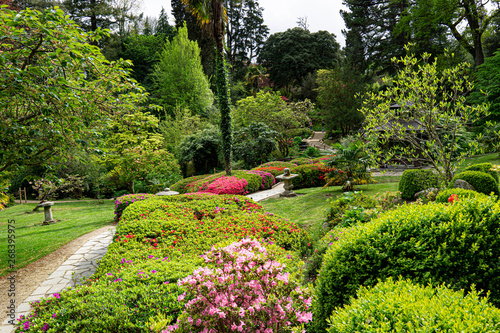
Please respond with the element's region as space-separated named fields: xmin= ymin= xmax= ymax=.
xmin=451 ymin=170 xmax=499 ymax=196
xmin=465 ymin=162 xmax=499 ymax=184
xmin=327 ymin=278 xmax=500 ymax=333
xmin=398 ymin=169 xmax=439 ymax=200
xmin=290 ymin=163 xmax=331 ymax=189
xmin=312 ymin=196 xmax=500 ymax=332
xmin=435 ymin=188 xmax=487 ymax=203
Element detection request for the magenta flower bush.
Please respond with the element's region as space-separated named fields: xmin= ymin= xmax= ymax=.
xmin=114 ymin=193 xmax=155 ymax=221
xmin=200 ymin=176 xmax=249 ymax=195
xmin=247 ymin=170 xmax=275 ymax=190
xmin=162 ymin=238 xmax=313 ymax=333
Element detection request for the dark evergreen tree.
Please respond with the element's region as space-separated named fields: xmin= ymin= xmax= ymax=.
xmin=258 ymin=28 xmax=341 ymax=88
xmin=63 ymin=0 xmax=114 ymax=32
xmin=155 ymin=7 xmax=175 ymax=36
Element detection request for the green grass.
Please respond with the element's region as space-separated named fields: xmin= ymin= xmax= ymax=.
xmin=261 ymin=182 xmax=398 ymax=230
xmin=0 ymin=200 xmax=114 ymax=276
xmin=458 ymin=153 xmax=500 ymax=170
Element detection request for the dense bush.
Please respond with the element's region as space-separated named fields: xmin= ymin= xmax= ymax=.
xmin=170 ymin=174 xmax=209 ymax=193
xmin=232 ymin=122 xmax=277 ymax=169
xmin=465 ymin=162 xmax=499 ymax=184
xmin=19 ymin=194 xmax=309 ymax=332
xmin=246 ymin=170 xmax=275 ymax=190
xmin=313 ymin=196 xmax=500 ymax=332
xmin=170 ymin=171 xmax=264 ymax=195
xmin=305 ymin=146 xmax=321 ymax=157
xmin=252 ymin=161 xmax=297 ymax=169
xmin=398 ymin=169 xmax=439 ymax=200
xmin=325 ymin=191 xmax=377 ymax=228
xmin=451 ymin=170 xmax=499 ymax=196
xmin=290 ymin=163 xmax=333 ymax=189
xmin=326 ymin=278 xmax=500 ymax=333
xmin=435 ymin=188 xmax=487 ymax=203
xmin=177 ymin=126 xmax=222 ymax=176
xmin=114 ymin=193 xmax=156 ymax=221
xmin=290 ymin=157 xmax=314 ymax=165
xmin=251 ymin=166 xmax=286 ymax=178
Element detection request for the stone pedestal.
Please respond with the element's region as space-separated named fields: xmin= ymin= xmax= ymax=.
xmin=41 ymin=201 xmax=55 ymax=225
xmin=276 ymin=168 xmax=299 ymax=197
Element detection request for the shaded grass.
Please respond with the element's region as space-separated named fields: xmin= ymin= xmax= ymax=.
xmin=458 ymin=153 xmax=500 ymax=171
xmin=260 ymin=182 xmax=399 ymax=231
xmin=0 ymin=200 xmax=114 ymax=276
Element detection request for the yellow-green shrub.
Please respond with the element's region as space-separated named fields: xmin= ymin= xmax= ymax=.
xmin=435 ymin=188 xmax=487 ymax=203
xmin=451 ymin=170 xmax=499 ymax=196
xmin=327 ymin=278 xmax=500 ymax=333
xmin=398 ymin=169 xmax=438 ymax=200
xmin=312 ymin=196 xmax=500 ymax=332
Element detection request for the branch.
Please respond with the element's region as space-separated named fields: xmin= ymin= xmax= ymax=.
xmin=21 ymin=34 xmax=44 ymax=71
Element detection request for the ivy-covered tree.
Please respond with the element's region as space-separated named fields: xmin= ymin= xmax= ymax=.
xmin=470 ymin=48 xmax=500 ymax=121
xmin=361 ymin=45 xmax=489 ymax=185
xmin=0 ymin=6 xmax=148 ymax=173
xmin=258 ymin=28 xmax=341 ymax=88
xmin=150 ymin=24 xmax=214 ymax=117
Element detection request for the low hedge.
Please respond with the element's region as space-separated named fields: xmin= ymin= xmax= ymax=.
xmin=312 ymin=196 xmax=500 ymax=332
xmin=451 ymin=170 xmax=499 ymax=196
xmin=114 ymin=193 xmax=156 ymax=221
xmin=251 ymin=161 xmax=297 ymax=169
xmin=398 ymin=169 xmax=439 ymax=200
xmin=169 ymin=174 xmax=209 ymax=193
xmin=170 ymin=171 xmax=265 ymax=195
xmin=465 ymin=162 xmax=499 ymax=184
xmin=327 ymin=278 xmax=500 ymax=332
xmin=435 ymin=188 xmax=487 ymax=203
xmin=19 ymin=194 xmax=309 ymax=332
xmin=289 ymin=157 xmax=314 ymax=165
xmin=246 ymin=170 xmax=275 ymax=190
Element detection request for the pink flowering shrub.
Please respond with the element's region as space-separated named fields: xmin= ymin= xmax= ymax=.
xmin=114 ymin=193 xmax=155 ymax=221
xmin=247 ymin=170 xmax=275 ymax=190
xmin=200 ymin=176 xmax=249 ymax=195
xmin=162 ymin=238 xmax=312 ymax=333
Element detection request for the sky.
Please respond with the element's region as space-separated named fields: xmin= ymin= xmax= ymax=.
xmin=140 ymin=0 xmax=347 ymax=46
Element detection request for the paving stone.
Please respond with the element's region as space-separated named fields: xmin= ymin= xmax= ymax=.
xmin=47 ymin=283 xmax=68 ymax=294
xmin=15 ymin=303 xmax=31 ymax=313
xmin=31 ymin=285 xmax=51 ymax=296
xmin=48 ymin=270 xmax=67 ymax=279
xmin=39 ymin=277 xmax=62 ymax=286
xmin=0 ymin=325 xmax=14 ymax=333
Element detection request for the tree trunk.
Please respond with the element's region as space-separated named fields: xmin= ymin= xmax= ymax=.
xmin=213 ymin=0 xmax=232 ymax=176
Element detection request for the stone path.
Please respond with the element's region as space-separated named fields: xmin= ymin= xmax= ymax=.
xmin=246 ymin=182 xmax=284 ymax=202
xmin=0 ymin=228 xmax=115 ymax=333
xmin=304 ymin=131 xmax=331 ymax=150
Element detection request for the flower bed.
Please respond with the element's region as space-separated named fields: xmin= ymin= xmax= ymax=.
xmin=114 ymin=193 xmax=156 ymax=221
xmin=17 ymin=194 xmax=310 ymax=332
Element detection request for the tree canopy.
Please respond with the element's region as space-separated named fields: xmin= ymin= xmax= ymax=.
xmin=258 ymin=27 xmax=341 ymax=88
xmin=0 ymin=6 xmax=148 ymax=173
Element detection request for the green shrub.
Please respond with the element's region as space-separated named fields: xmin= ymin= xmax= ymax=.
xmin=170 ymin=171 xmax=263 ymax=195
xmin=232 ymin=170 xmax=262 ymax=193
xmin=465 ymin=162 xmax=499 ymax=184
xmin=312 ymin=196 xmax=500 ymax=332
xmin=435 ymin=188 xmax=487 ymax=203
xmin=325 ymin=191 xmax=378 ymax=228
xmin=170 ymin=174 xmax=210 ymax=193
xmin=305 ymin=146 xmax=321 ymax=158
xmin=114 ymin=193 xmax=156 ymax=221
xmin=290 ymin=157 xmax=314 ymax=165
xmin=252 ymin=161 xmax=297 ymax=169
xmin=326 ymin=278 xmax=500 ymax=333
xmin=290 ymin=163 xmax=332 ymax=189
xmin=398 ymin=169 xmax=439 ymax=200
xmin=451 ymin=170 xmax=499 ymax=196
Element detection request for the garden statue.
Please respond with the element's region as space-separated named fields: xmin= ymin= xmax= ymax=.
xmin=276 ymin=168 xmax=299 ymax=197
xmin=155 ymin=187 xmax=179 ymax=196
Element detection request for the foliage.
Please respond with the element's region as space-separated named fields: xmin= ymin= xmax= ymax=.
xmin=327 ymin=278 xmax=500 ymax=333
xmin=465 ymin=162 xmax=499 ymax=184
xmin=258 ymin=28 xmax=341 ymax=88
xmin=435 ymin=188 xmax=487 ymax=203
xmin=398 ymin=169 xmax=439 ymax=200
xmin=30 ymin=175 xmax=88 ymax=201
xmin=201 ymin=176 xmax=248 ymax=195
xmin=170 ymin=171 xmax=263 ymax=195
xmin=325 ymin=141 xmax=373 ymax=191
xmin=312 ymin=196 xmax=500 ymax=332
xmin=325 ymin=192 xmax=377 ymax=229
xmin=304 ymin=147 xmax=321 ymax=158
xmin=290 ymin=158 xmax=314 ymax=166
xmin=246 ymin=170 xmax=275 ymax=190
xmin=170 ymin=175 xmax=211 ymax=193
xmin=451 ymin=170 xmax=499 ymax=196
xmin=114 ymin=193 xmax=156 ymax=221
xmin=0 ymin=7 xmax=148 ymax=173
xmin=233 ymin=122 xmax=278 ymax=169
xmin=178 ymin=126 xmax=222 ymax=176
xmin=290 ymin=164 xmax=332 ymax=190
xmin=162 ymin=239 xmax=312 ymax=332
xmin=234 ymin=92 xmax=311 ymax=157
xmin=150 ymin=24 xmax=214 ymax=117
xmin=361 ymin=46 xmax=489 ymax=185
xmin=216 ymin=54 xmax=234 ymax=176
xmin=316 ymin=67 xmax=364 ymax=136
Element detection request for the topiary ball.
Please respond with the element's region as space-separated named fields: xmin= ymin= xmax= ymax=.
xmin=451 ymin=170 xmax=499 ymax=196
xmin=465 ymin=162 xmax=499 ymax=184
xmin=398 ymin=169 xmax=439 ymax=200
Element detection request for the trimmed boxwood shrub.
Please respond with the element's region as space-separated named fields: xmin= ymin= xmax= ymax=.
xmin=312 ymin=196 xmax=500 ymax=332
xmin=326 ymin=278 xmax=500 ymax=333
xmin=290 ymin=163 xmax=333 ymax=189
xmin=435 ymin=188 xmax=487 ymax=203
xmin=251 ymin=161 xmax=297 ymax=169
xmin=114 ymin=193 xmax=156 ymax=221
xmin=247 ymin=170 xmax=275 ymax=190
xmin=398 ymin=169 xmax=439 ymax=200
xmin=451 ymin=170 xmax=499 ymax=196
xmin=465 ymin=162 xmax=499 ymax=184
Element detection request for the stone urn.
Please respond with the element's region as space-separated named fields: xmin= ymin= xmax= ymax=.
xmin=276 ymin=168 xmax=299 ymax=197
xmin=155 ymin=187 xmax=179 ymax=196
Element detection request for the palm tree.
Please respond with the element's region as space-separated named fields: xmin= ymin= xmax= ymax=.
xmin=180 ymin=0 xmax=233 ymax=175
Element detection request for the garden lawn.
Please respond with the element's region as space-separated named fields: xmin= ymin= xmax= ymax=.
xmin=261 ymin=182 xmax=398 ymax=230
xmin=459 ymin=153 xmax=500 ymax=170
xmin=0 ymin=200 xmax=114 ymax=276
